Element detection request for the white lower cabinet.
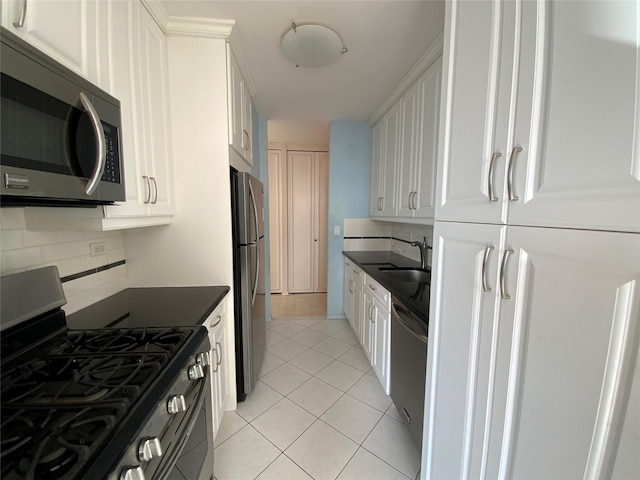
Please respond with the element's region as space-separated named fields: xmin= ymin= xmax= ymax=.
xmin=344 ymin=257 xmax=392 ymax=394
xmin=205 ymin=299 xmax=230 ymax=439
xmin=424 ymin=221 xmax=640 ymax=479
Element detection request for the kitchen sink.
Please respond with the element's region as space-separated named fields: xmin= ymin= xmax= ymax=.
xmin=379 ymin=268 xmax=430 ymax=283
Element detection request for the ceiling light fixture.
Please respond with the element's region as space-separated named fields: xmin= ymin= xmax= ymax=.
xmin=281 ymin=22 xmax=348 ymax=68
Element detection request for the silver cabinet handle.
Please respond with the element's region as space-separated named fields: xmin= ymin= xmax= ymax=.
xmin=371 ymin=305 xmax=376 ymax=323
xmin=487 ymin=151 xmax=502 ymax=202
xmin=212 ymin=344 xmax=220 ymax=373
xmin=369 ymin=283 xmax=376 ymax=291
xmin=151 ymin=177 xmax=158 ymax=204
xmin=408 ymin=192 xmax=414 ymax=210
xmin=211 ymin=314 xmax=222 ymax=328
xmin=482 ymin=245 xmax=495 ymax=292
xmin=13 ymin=0 xmax=27 ymax=28
xmin=412 ymin=191 xmax=418 ymax=210
xmin=507 ymin=147 xmax=523 ymax=201
xmin=243 ymin=129 xmax=250 ymax=151
xmin=79 ymin=92 xmax=106 ymax=196
xmin=142 ymin=176 xmax=151 ymax=204
xmin=216 ymin=341 xmax=222 ymax=366
xmin=348 ymin=279 xmax=353 ymax=294
xmin=499 ymin=249 xmax=514 ymax=300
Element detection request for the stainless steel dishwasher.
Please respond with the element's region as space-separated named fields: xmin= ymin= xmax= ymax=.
xmin=390 ymin=296 xmax=429 ymax=451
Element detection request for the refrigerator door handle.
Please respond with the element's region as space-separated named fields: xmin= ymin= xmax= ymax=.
xmin=248 ymin=180 xmax=260 ymax=243
xmin=251 ymin=243 xmax=259 ymax=305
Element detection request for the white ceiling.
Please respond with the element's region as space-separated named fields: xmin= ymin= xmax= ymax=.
xmin=161 ymin=1 xmax=445 ymax=122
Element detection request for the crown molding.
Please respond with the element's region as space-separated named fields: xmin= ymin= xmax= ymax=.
xmin=141 ymin=0 xmax=234 ymax=39
xmin=164 ymin=17 xmax=235 ymax=39
xmin=368 ymin=31 xmax=444 ymax=126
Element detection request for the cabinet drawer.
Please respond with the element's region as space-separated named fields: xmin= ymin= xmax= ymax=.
xmin=364 ymin=275 xmax=390 ymax=310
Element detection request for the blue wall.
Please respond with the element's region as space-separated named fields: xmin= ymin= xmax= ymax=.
xmin=327 ymin=121 xmax=372 ymax=319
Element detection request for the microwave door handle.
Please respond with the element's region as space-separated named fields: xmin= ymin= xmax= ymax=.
xmin=79 ymin=92 xmax=106 ymax=196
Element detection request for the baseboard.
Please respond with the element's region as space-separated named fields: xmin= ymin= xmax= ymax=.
xmin=327 ymin=314 xmax=347 ymax=320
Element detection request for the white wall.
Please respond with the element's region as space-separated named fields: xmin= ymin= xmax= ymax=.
xmin=125 ymin=36 xmax=233 ymax=289
xmin=0 ymin=208 xmax=127 ymax=314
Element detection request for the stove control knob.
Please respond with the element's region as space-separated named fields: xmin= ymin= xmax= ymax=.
xmin=188 ymin=363 xmax=205 ymax=380
xmin=138 ymin=437 xmax=163 ymax=462
xmin=196 ymin=351 xmax=211 ymax=366
xmin=121 ymin=466 xmax=145 ymax=480
xmin=167 ymin=394 xmax=187 ymax=414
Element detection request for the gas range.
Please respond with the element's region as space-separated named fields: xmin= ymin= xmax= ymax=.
xmin=0 ymin=268 xmax=214 ymax=480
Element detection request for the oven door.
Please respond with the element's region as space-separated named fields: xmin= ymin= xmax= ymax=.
xmin=164 ymin=375 xmax=214 ymax=480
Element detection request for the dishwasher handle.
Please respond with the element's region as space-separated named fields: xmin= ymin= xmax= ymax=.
xmin=391 ymin=301 xmax=428 ymax=344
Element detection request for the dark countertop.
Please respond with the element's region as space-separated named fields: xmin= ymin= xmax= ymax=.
xmin=342 ymin=251 xmax=430 ymax=323
xmin=66 ymin=286 xmax=230 ymax=329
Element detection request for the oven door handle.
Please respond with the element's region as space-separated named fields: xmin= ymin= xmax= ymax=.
xmin=391 ymin=302 xmax=428 ymax=344
xmin=154 ymin=374 xmax=209 ymax=480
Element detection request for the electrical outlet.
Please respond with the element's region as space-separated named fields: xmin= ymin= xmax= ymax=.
xmin=90 ymin=242 xmax=107 ymax=257
xmin=334 ymin=225 xmax=341 ymax=235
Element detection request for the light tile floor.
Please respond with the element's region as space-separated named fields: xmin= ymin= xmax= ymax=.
xmin=271 ymin=293 xmax=327 ymax=319
xmin=214 ymin=314 xmax=422 ymax=480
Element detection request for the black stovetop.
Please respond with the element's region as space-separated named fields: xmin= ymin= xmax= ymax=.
xmin=0 ymin=309 xmax=206 ymax=480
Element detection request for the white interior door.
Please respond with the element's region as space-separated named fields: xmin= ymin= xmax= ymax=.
xmin=313 ymin=152 xmax=329 ymax=292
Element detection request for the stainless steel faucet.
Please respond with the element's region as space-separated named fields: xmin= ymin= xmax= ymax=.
xmin=410 ymin=236 xmax=429 ymax=270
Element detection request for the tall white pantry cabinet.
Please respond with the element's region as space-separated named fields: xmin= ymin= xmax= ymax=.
xmin=424 ymin=1 xmax=640 ymax=480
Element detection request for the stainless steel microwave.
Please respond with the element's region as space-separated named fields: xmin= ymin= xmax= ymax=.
xmin=0 ymin=27 xmax=125 ymax=207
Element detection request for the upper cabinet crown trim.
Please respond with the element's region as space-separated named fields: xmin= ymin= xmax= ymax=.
xmin=368 ymin=32 xmax=444 ymax=126
xmin=141 ymin=0 xmax=235 ymax=39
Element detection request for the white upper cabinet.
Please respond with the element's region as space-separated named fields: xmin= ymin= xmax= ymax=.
xmin=1 ymin=0 xmax=98 ymax=81
xmin=369 ymin=121 xmax=385 ymax=217
xmin=103 ymin=0 xmax=174 ymax=227
xmin=371 ymin=55 xmax=442 ymax=223
xmin=398 ymin=61 xmax=442 ymax=220
xmin=370 ymin=102 xmax=400 ymax=217
xmin=227 ymin=45 xmax=253 ymax=166
xmin=506 ymin=0 xmax=640 ymax=232
xmin=436 ymin=0 xmax=640 ymax=233
xmin=435 ymin=0 xmax=512 ymax=224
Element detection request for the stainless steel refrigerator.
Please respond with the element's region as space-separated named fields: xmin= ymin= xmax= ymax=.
xmin=230 ymin=169 xmax=266 ymax=401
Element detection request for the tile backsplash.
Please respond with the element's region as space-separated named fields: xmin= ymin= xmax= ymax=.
xmin=343 ymin=218 xmax=433 ymax=267
xmin=0 ymin=208 xmax=127 ymax=314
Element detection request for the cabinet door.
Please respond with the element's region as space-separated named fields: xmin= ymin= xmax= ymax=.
xmin=343 ymin=259 xmax=353 ymax=321
xmin=352 ymin=271 xmax=364 ymax=341
xmin=424 ymin=220 xmax=504 ymax=480
xmin=1 ymin=0 xmax=95 ymax=80
xmin=370 ymin=121 xmax=385 ymax=217
xmin=362 ymin=291 xmax=374 ymax=360
xmin=506 ymin=0 xmax=640 ymax=233
xmin=227 ymin=46 xmax=243 ymax=154
xmin=137 ymin=7 xmax=173 ymax=216
xmin=371 ymin=298 xmax=390 ymax=394
xmin=242 ymin=83 xmax=253 ymax=165
xmin=413 ymin=59 xmax=442 ymax=219
xmin=435 ymin=0 xmax=514 ymax=224
xmin=287 ymin=152 xmax=314 ymax=293
xmin=397 ymin=82 xmax=420 ymax=218
xmin=102 ymin=0 xmax=149 ymax=219
xmin=485 ymin=226 xmax=640 ymax=479
xmin=382 ymin=103 xmax=401 ymax=216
